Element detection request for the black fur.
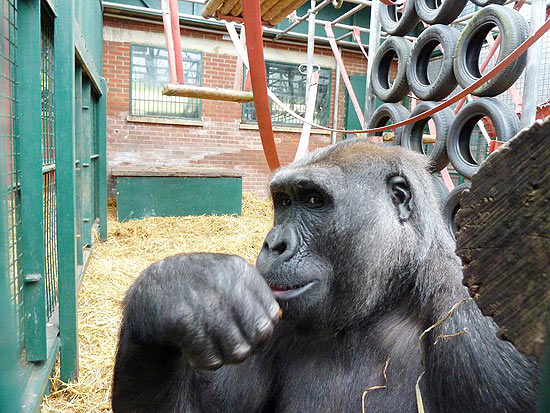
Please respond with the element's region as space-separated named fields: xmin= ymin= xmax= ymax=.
xmin=112 ymin=140 xmax=538 ymax=412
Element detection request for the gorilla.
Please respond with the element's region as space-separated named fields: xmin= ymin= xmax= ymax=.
xmin=112 ymin=140 xmax=538 ymax=412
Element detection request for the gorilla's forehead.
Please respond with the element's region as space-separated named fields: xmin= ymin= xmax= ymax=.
xmin=271 ymin=141 xmax=428 ymax=191
xmin=270 ymin=164 xmax=341 ymax=191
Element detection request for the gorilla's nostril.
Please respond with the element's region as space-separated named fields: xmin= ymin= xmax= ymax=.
xmin=272 ymin=242 xmax=287 ymax=256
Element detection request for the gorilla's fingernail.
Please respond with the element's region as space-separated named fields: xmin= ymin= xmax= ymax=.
xmin=204 ymin=357 xmax=223 ymax=370
xmin=232 ymin=342 xmax=252 ymax=360
xmin=257 ymin=317 xmax=273 ymax=332
xmin=269 ymin=303 xmax=280 ymax=321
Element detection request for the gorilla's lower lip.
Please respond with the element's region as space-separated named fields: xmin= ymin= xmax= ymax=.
xmin=269 ymin=281 xmax=317 ymax=300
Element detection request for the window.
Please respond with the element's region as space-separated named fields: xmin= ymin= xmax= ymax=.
xmin=130 ymin=45 xmax=202 ymax=119
xmin=242 ymin=61 xmax=331 ymax=127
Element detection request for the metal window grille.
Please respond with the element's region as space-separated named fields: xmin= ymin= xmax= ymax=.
xmin=130 ymin=45 xmax=202 ymax=119
xmin=1 ymin=0 xmax=23 ymax=348
xmin=242 ymin=61 xmax=332 ymax=127
xmin=41 ymin=10 xmax=58 ymax=319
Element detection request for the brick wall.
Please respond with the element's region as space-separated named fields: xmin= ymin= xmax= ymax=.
xmin=103 ymin=17 xmax=368 ymax=196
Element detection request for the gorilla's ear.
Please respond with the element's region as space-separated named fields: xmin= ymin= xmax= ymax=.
xmin=387 ymin=176 xmax=412 ymax=222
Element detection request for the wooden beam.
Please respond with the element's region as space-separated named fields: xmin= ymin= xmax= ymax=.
xmin=163 ymin=84 xmax=254 ymax=102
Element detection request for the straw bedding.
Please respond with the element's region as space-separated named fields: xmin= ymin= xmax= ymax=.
xmin=43 ymin=193 xmax=273 ymax=412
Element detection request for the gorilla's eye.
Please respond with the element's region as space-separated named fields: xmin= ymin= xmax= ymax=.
xmin=274 ymin=193 xmax=292 ymax=207
xmin=305 ymin=193 xmax=324 ymax=207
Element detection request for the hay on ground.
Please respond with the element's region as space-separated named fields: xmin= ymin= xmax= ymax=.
xmin=43 ymin=193 xmax=273 ymax=412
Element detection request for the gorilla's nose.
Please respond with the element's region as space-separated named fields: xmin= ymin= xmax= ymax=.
xmin=256 ymin=225 xmax=298 ymax=272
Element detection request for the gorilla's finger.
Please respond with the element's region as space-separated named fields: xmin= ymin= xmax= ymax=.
xmin=212 ymin=322 xmax=253 ymax=364
xmin=231 ymin=297 xmax=275 ymax=347
xmin=183 ymin=335 xmax=224 ymax=370
xmin=242 ymin=268 xmax=280 ymax=324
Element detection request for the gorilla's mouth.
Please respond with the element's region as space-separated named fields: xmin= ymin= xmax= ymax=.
xmin=268 ymin=280 xmax=317 ymax=300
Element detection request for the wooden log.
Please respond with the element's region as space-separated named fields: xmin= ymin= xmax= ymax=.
xmin=219 ymin=0 xmax=241 ymax=16
xmin=163 ymin=84 xmax=254 ymax=103
xmin=265 ymin=0 xmax=308 ymax=23
xmin=456 ymin=118 xmax=550 ymax=361
xmin=260 ymin=0 xmax=280 ymax=16
xmin=202 ymin=0 xmax=225 ymax=18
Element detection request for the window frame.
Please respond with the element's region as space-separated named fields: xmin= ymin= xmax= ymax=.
xmin=241 ymin=60 xmax=332 ymax=128
xmin=129 ymin=44 xmax=203 ymax=120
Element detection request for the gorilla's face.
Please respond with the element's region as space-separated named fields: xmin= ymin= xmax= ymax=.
xmin=256 ymin=143 xmax=419 ymax=331
xmin=256 ymin=165 xmax=340 ymax=327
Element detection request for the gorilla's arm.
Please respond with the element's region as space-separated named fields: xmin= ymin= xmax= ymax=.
xmin=112 ymin=253 xmax=280 ymax=412
xmin=422 ymin=253 xmax=539 ymax=412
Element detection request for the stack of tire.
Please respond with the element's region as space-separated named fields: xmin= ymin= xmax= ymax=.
xmin=367 ymin=0 xmax=528 ymax=238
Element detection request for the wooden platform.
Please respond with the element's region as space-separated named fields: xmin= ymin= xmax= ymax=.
xmin=201 ymin=0 xmax=308 ymax=25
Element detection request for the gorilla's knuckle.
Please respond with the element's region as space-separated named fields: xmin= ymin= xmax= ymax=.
xmin=254 ymin=318 xmax=274 ymax=345
xmin=229 ymin=342 xmax=252 ymax=362
xmin=198 ymin=355 xmax=224 ymax=370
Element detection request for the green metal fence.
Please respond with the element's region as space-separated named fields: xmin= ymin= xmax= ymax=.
xmin=0 ymin=0 xmax=107 ymax=411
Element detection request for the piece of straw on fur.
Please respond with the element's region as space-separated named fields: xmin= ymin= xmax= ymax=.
xmin=361 ymin=357 xmax=391 ymax=413
xmin=415 ymin=298 xmax=472 ymax=413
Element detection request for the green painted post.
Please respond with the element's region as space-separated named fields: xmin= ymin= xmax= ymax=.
xmin=0 ymin=193 xmax=21 ymax=413
xmin=74 ymin=66 xmax=83 ymax=266
xmin=81 ymin=77 xmax=92 ymax=246
xmin=54 ymin=0 xmax=79 ymax=381
xmin=0 ymin=0 xmax=22 ymax=400
xmin=98 ymin=77 xmax=108 ymax=241
xmin=17 ymin=0 xmax=47 ymax=362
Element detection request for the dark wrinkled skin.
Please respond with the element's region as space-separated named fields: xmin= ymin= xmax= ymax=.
xmin=112 ymin=140 xmax=538 ymax=413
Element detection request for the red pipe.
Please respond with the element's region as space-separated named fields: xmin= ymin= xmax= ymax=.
xmin=169 ymin=0 xmax=185 ymax=84
xmin=242 ymin=0 xmax=280 ymax=171
xmin=161 ymin=0 xmax=177 ymax=84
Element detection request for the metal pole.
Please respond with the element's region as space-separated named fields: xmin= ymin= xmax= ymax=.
xmin=365 ymin=0 xmax=381 ymax=121
xmin=332 ymin=47 xmax=342 ymax=144
xmin=332 ymin=3 xmax=367 ymax=25
xmin=520 ymin=0 xmax=546 ymax=128
xmin=306 ymin=0 xmax=317 ymax=103
xmin=274 ymin=0 xmax=331 ymax=40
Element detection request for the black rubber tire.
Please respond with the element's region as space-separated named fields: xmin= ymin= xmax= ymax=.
xmin=415 ymin=0 xmax=468 ymax=25
xmin=431 ymin=174 xmax=449 ymax=210
xmin=443 ymin=182 xmax=471 ymax=241
xmin=380 ymin=0 xmax=420 ymax=37
xmin=401 ymin=101 xmax=455 ymax=172
xmin=447 ymin=97 xmax=519 ymax=179
xmin=407 ymin=25 xmax=460 ymax=101
xmin=371 ymin=37 xmax=412 ymax=103
xmin=470 ymin=0 xmax=506 ymax=6
xmin=453 ymin=5 xmax=528 ymax=97
xmin=367 ymin=103 xmax=410 ymax=146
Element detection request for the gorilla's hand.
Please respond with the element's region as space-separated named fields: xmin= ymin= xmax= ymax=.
xmin=124 ymin=253 xmax=280 ymax=370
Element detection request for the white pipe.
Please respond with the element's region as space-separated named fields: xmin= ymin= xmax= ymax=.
xmin=306 ymin=0 xmax=317 ymax=103
xmin=332 ymin=47 xmax=342 ymax=144
xmin=364 ymin=0 xmax=381 ymax=121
